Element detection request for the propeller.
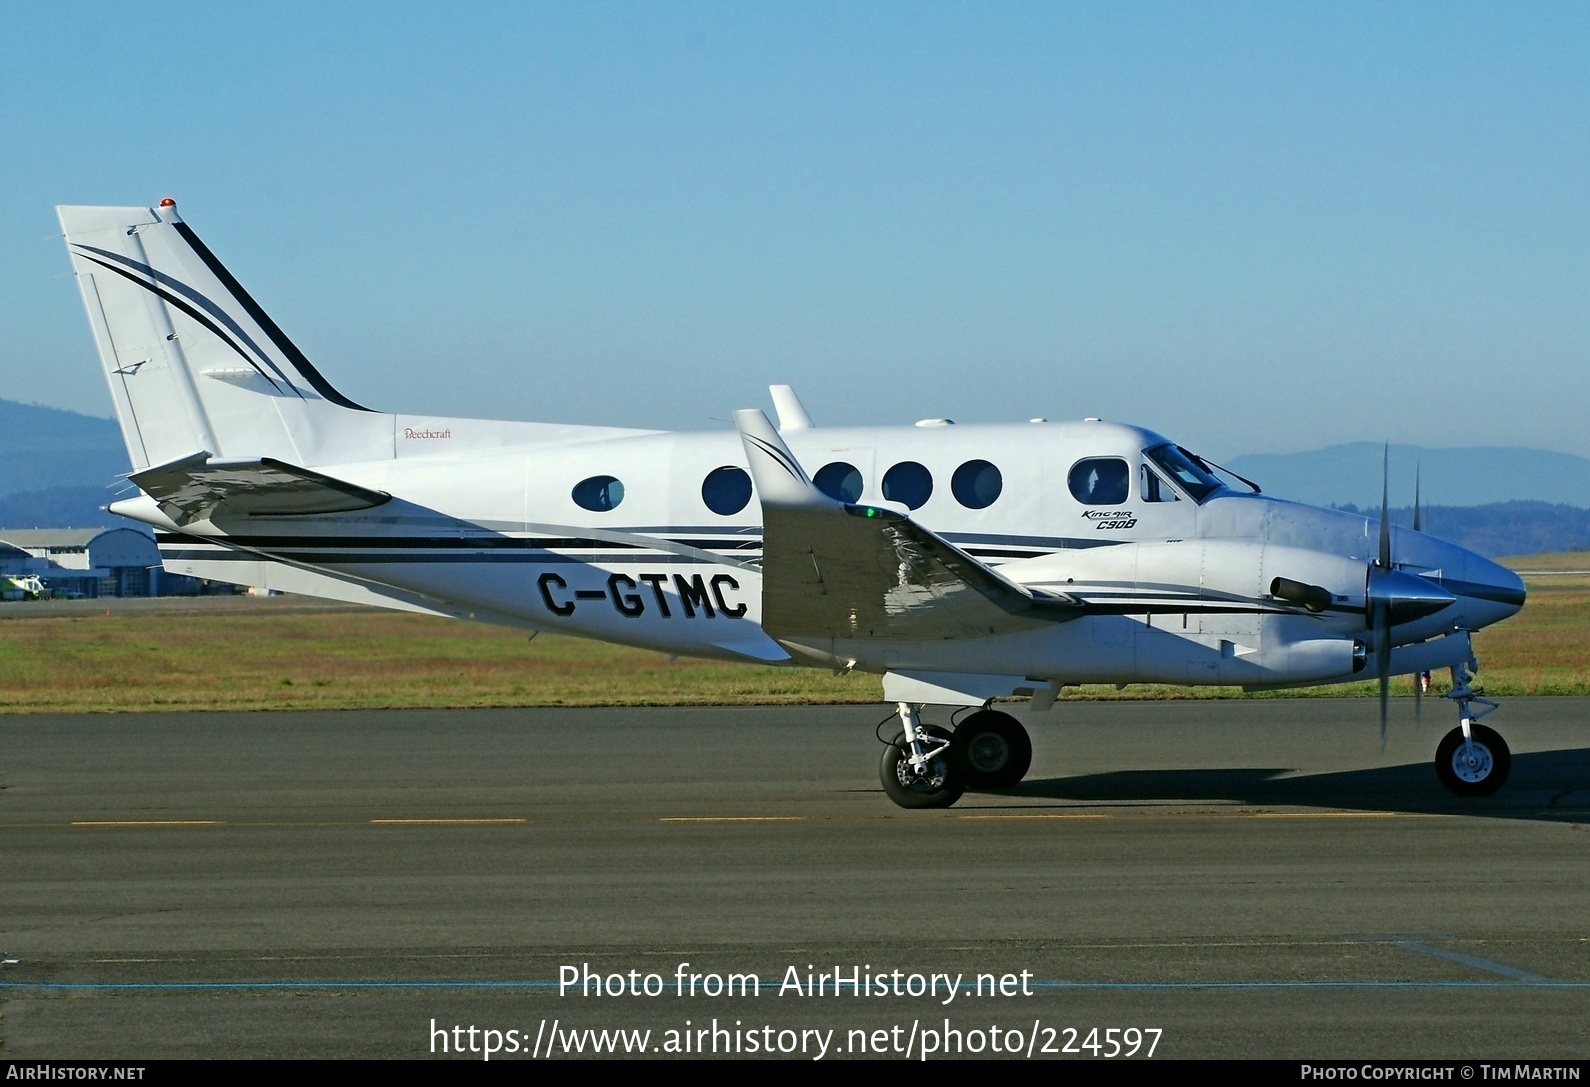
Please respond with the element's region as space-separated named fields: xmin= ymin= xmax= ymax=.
xmin=1374 ymin=446 xmax=1392 ymax=746
xmin=1413 ymin=460 xmax=1422 ymax=724
xmin=1267 ymin=448 xmax=1450 ymax=747
xmin=1366 ymin=451 xmax=1452 ymax=746
xmin=1413 ymin=459 xmax=1422 ymax=533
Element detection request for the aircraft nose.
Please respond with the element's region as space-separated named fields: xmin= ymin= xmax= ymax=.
xmin=1457 ymin=552 xmax=1527 ymax=627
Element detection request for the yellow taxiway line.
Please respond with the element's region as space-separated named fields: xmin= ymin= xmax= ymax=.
xmin=5 ymin=809 xmax=1553 ymax=831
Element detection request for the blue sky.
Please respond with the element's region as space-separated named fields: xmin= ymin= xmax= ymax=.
xmin=3 ymin=2 xmax=1587 ymax=459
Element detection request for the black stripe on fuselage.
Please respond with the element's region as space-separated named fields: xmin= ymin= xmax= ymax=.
xmin=155 ymin=532 xmax=758 ymax=551
xmin=162 ymin=543 xmax=1295 ymax=613
xmin=962 ymin=547 xmax=1052 ymax=559
xmin=1430 ymin=576 xmax=1527 ymax=608
xmin=1073 ymin=594 xmax=1360 ymax=621
xmin=158 ymin=539 xmax=1053 ymax=564
xmin=152 ymin=530 xmax=1121 ymax=556
xmin=159 ymin=537 xmax=1295 ymax=610
xmin=161 ymin=548 xmax=733 ymax=566
xmin=942 ymin=531 xmax=1119 ymax=551
xmin=1079 ymin=601 xmax=1285 ymax=616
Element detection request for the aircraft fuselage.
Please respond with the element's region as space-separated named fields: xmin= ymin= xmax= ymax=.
xmin=134 ymin=415 xmax=1524 ymax=691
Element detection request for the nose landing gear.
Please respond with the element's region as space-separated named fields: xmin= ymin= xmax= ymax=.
xmin=1435 ymin=663 xmax=1509 ymax=797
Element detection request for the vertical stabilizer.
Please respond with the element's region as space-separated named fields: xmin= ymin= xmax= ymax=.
xmin=58 ymin=201 xmax=393 ymax=470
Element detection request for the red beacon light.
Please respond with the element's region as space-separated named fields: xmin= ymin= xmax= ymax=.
xmin=158 ymin=197 xmax=176 ymax=208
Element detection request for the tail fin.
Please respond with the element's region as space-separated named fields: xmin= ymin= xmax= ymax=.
xmin=58 ymin=201 xmax=390 ymax=470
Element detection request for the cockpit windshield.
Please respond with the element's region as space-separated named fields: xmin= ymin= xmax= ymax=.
xmin=1144 ymin=444 xmax=1224 ymax=503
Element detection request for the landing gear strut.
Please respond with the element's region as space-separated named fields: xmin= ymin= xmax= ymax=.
xmin=1435 ymin=662 xmax=1510 ymax=797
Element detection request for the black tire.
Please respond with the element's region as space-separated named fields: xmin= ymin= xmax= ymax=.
xmin=880 ymin=725 xmax=966 ymax=809
xmin=953 ymin=709 xmax=1033 ymax=789
xmin=1435 ymin=724 xmax=1511 ymax=797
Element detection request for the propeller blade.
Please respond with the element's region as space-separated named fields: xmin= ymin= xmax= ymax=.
xmin=1413 ymin=460 xmax=1422 ymax=534
xmin=1414 ymin=669 xmax=1423 ymax=726
xmin=1373 ymin=445 xmax=1394 ymax=748
xmin=1378 ymin=443 xmax=1392 ymax=570
xmin=1376 ymin=611 xmax=1391 ymax=749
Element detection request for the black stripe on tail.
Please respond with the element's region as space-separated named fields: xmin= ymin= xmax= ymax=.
xmin=173 ymin=222 xmax=373 ymax=412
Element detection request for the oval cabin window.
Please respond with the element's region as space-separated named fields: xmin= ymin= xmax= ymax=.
xmin=701 ymin=466 xmax=753 ymax=516
xmin=571 ymin=475 xmax=625 ymax=512
xmin=1068 ymin=458 xmax=1130 ymax=505
xmin=882 ymin=461 xmax=933 ymax=510
xmin=813 ymin=462 xmax=863 ymax=504
xmin=951 ymin=460 xmax=1002 ymax=509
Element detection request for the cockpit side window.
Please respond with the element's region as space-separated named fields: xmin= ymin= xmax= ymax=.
xmin=1141 ymin=464 xmax=1180 ymax=502
xmin=1144 ymin=444 xmax=1223 ymax=503
xmin=1068 ymin=458 xmax=1130 ymax=505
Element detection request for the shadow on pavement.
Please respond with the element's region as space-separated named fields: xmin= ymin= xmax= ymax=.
xmin=975 ymin=748 xmax=1590 ymax=823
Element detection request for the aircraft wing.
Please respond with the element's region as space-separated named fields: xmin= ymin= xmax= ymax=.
xmin=734 ymin=410 xmax=1081 ymax=641
xmin=129 ymin=452 xmax=391 ymax=525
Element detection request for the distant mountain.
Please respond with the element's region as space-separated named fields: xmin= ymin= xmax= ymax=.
xmin=0 ymin=485 xmax=124 ymax=530
xmin=1224 ymin=443 xmax=1590 ymax=510
xmin=0 ymin=399 xmax=126 ymax=498
xmin=1366 ymin=501 xmax=1590 ymax=559
xmin=0 ymin=399 xmax=1585 ymax=555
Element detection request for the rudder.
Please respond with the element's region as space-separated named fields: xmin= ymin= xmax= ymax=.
xmin=59 ymin=201 xmax=389 ymax=471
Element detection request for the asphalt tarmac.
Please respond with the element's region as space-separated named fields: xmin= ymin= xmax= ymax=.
xmin=2 ymin=699 xmax=1587 ymax=1060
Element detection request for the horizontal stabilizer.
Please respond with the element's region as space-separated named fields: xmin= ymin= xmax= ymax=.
xmin=733 ymin=409 xmax=1081 ymax=642
xmin=711 ymin=633 xmax=794 ymax=663
xmin=130 ymin=452 xmax=390 ymax=525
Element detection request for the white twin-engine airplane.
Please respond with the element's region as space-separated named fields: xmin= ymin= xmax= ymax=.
xmin=59 ymin=200 xmax=1527 ymax=808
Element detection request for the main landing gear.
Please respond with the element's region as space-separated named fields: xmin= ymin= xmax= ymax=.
xmin=1434 ymin=663 xmax=1510 ymax=797
xmin=879 ymin=703 xmax=1034 ymax=809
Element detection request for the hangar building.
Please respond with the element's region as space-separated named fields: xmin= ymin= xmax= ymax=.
xmin=0 ymin=528 xmax=161 ymax=597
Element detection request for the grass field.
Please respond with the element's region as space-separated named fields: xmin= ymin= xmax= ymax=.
xmin=1 ymin=552 xmax=1585 ymax=713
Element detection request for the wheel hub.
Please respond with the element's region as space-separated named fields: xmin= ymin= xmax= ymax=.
xmin=965 ymin=732 xmax=1010 ymax=774
xmin=1451 ymin=741 xmax=1493 ymax=783
xmin=897 ymin=752 xmax=948 ymax=790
